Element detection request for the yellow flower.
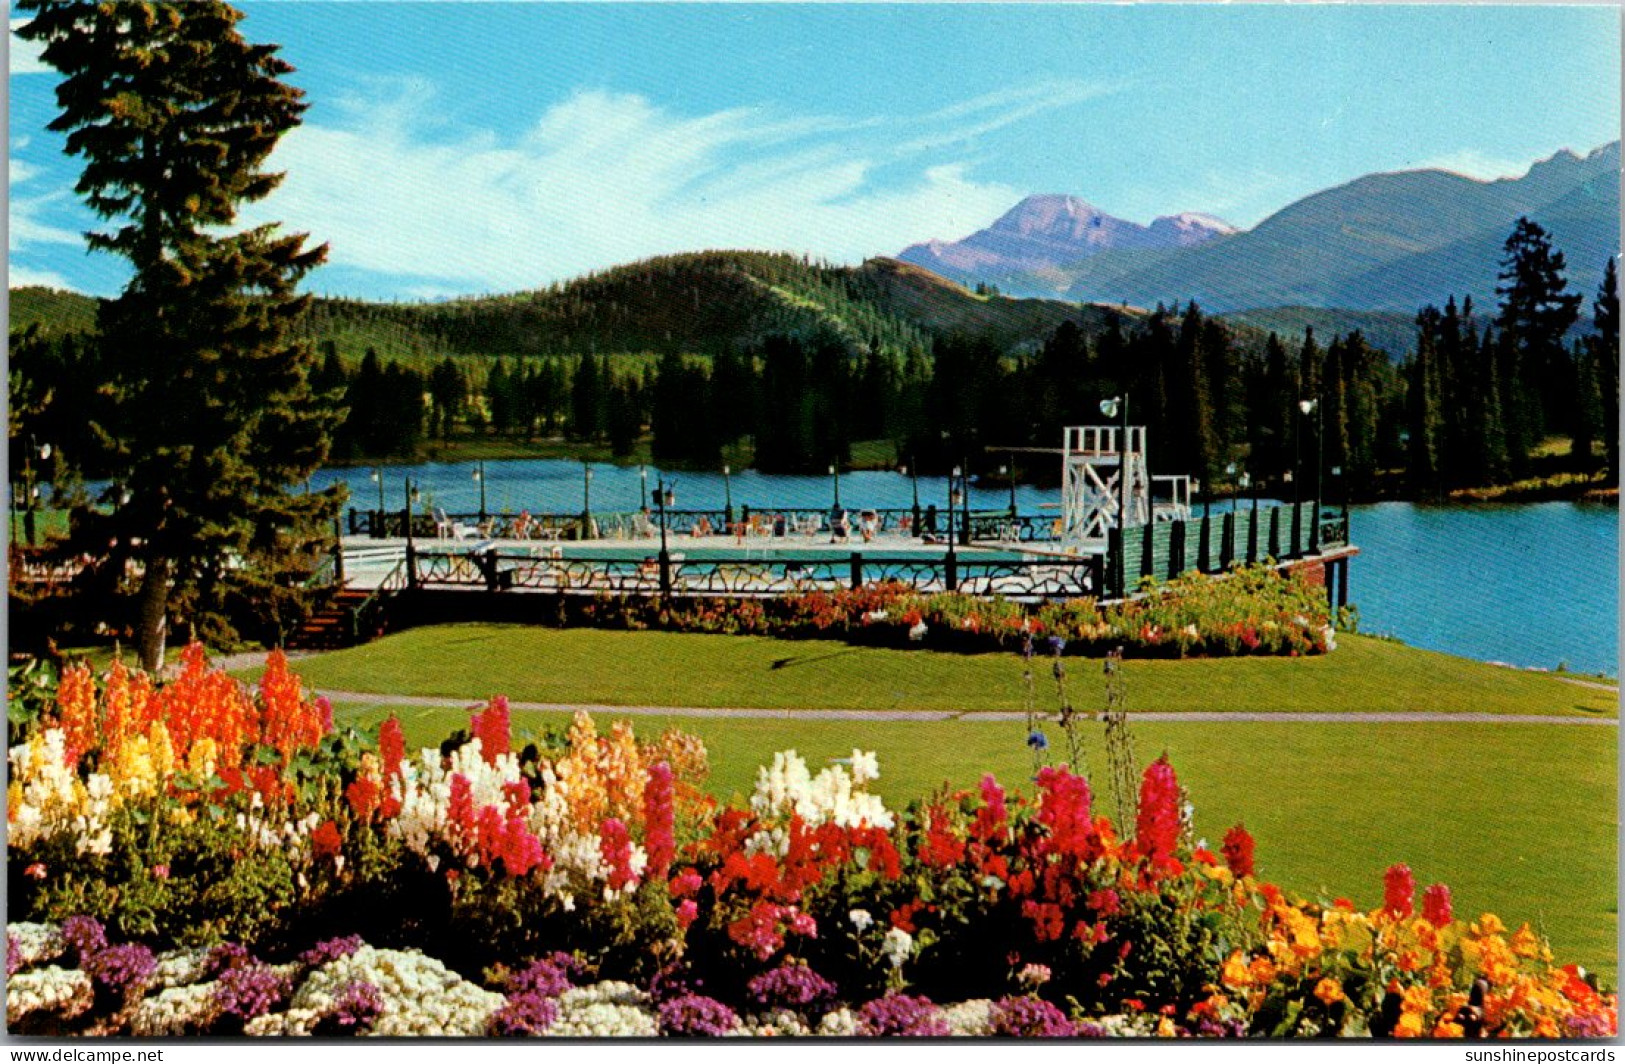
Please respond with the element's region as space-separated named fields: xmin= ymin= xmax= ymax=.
xmin=1473 ymin=913 xmax=1506 ymax=936
xmin=1221 ymin=951 xmax=1253 ymax=989
xmin=1395 ymin=1011 xmax=1426 ymax=1038
xmin=1155 ymin=1017 xmax=1177 ymax=1038
xmin=1314 ymin=978 xmax=1345 ymax=1006
xmin=1433 ymin=1020 xmax=1465 ymax=1038
xmin=1510 ymin=923 xmax=1545 ymax=959
xmin=1248 ymin=957 xmax=1278 ymax=986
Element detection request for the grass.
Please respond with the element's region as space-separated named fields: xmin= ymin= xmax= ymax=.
xmin=327 ymin=699 xmax=1619 ymax=980
xmin=260 ymin=626 xmax=1616 ymax=717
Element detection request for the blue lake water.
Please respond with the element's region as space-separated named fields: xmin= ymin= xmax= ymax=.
xmin=311 ymin=460 xmax=1620 ymax=677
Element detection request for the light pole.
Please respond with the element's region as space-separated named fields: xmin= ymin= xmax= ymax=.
xmin=21 ymin=439 xmax=51 ymax=547
xmin=1002 ymin=459 xmax=1017 ymax=518
xmin=722 ymin=463 xmax=733 ymax=525
xmin=1100 ymin=395 xmax=1128 ymax=597
xmin=581 ymin=463 xmax=594 ymax=540
xmin=829 ymin=462 xmax=841 ymax=510
xmin=947 ymin=467 xmax=962 ymax=570
xmin=404 ymin=478 xmax=419 ymax=548
xmin=473 ymin=461 xmax=487 ymax=523
xmin=1298 ymin=398 xmax=1318 ymax=555
xmin=370 ymin=468 xmax=385 ymax=536
xmin=1305 ymin=398 xmax=1323 ymax=554
xmin=905 ymin=458 xmax=921 ymax=533
xmin=654 ymin=479 xmax=675 ymax=596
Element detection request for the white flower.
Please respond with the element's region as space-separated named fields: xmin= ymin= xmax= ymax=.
xmin=244 ymin=1008 xmax=322 ymax=1037
xmin=848 ymin=909 xmax=874 ymax=932
xmin=7 ymin=922 xmax=65 ymax=970
xmin=154 ymin=947 xmax=213 ymax=989
xmin=6 ymin=966 xmax=92 ymax=1024
xmin=550 ymin=986 xmax=657 ymax=1037
xmin=131 ymin=984 xmax=219 ymax=1036
xmin=817 ymin=1008 xmax=859 ymax=1036
xmin=942 ymin=998 xmax=994 ymax=1036
xmin=908 ymin=621 xmax=929 ymax=641
xmin=848 ymin=749 xmax=880 ymax=786
xmin=882 ymin=927 xmax=914 ymax=969
xmin=293 ymin=946 xmax=503 ymax=1037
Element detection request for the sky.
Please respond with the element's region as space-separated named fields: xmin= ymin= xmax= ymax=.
xmin=8 ymin=2 xmax=1621 ymax=301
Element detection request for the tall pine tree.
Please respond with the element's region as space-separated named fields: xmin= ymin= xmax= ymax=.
xmin=20 ymin=1 xmax=336 ymax=667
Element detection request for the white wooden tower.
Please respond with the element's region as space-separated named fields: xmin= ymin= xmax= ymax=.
xmin=1061 ymin=425 xmax=1152 ymax=547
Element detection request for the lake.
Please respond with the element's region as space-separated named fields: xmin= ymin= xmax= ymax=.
xmin=311 ymin=459 xmax=1619 ymax=677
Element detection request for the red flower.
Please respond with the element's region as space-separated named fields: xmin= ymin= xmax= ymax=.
xmin=469 ymin=697 xmax=510 ymax=766
xmin=312 ymin=820 xmax=343 ymax=860
xmin=345 ymin=778 xmax=380 ymax=822
xmin=1088 ymin=889 xmax=1122 ymax=917
xmin=1384 ymin=863 xmax=1415 ymax=918
xmin=1035 ymin=766 xmax=1094 ymax=860
xmin=1422 ymin=882 xmax=1452 ymax=927
xmin=972 ymin=774 xmax=1008 ymax=844
xmin=448 ymin=774 xmax=475 ymax=838
xmin=1135 ymin=756 xmax=1181 ymax=866
xmin=600 ymin=818 xmax=637 ymax=891
xmin=643 ymin=762 xmax=676 ymax=880
xmin=379 ymin=716 xmax=406 ymax=781
xmin=1221 ymin=824 xmax=1256 ymax=879
xmin=918 ymin=806 xmax=966 ymax=869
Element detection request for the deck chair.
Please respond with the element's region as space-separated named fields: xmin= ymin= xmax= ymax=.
xmin=435 ymin=507 xmax=477 ymax=541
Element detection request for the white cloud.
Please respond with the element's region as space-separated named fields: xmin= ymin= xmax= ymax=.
xmin=7 ymin=263 xmax=72 ymax=289
xmin=249 ymin=81 xmax=1105 ymax=296
xmin=10 ymin=19 xmax=51 ymax=76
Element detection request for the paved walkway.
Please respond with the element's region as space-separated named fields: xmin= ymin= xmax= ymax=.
xmin=313 ymin=688 xmax=1617 ymax=726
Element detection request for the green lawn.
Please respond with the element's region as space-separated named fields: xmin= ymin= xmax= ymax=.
xmin=330 ymin=700 xmax=1619 ymax=980
xmin=267 ymin=626 xmax=1616 ymax=717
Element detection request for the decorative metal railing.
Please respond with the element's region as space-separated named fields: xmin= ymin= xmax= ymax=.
xmin=404 ymin=547 xmax=1107 ymax=602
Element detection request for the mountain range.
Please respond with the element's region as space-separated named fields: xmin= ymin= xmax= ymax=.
xmin=899 ymin=142 xmax=1620 ymax=316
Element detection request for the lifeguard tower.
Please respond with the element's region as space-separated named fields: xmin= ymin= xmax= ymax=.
xmin=1060 ymin=425 xmax=1191 ymax=550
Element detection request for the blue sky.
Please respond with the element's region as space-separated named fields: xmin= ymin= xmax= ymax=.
xmin=9 ymin=3 xmax=1620 ymax=300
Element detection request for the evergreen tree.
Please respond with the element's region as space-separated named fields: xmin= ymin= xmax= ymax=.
xmin=429 ymin=357 xmax=467 ymax=438
xmin=1592 ymin=259 xmax=1620 ymax=481
xmin=1405 ymin=315 xmax=1444 ymax=495
xmin=1495 ymin=217 xmax=1582 ymax=446
xmin=570 ymin=353 xmax=605 ymax=441
xmin=19 ymin=1 xmax=337 ymax=667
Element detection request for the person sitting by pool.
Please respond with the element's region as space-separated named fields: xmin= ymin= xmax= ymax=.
xmin=829 ymin=506 xmax=850 ymax=543
xmin=513 ymin=510 xmax=534 ymax=540
xmin=692 ymin=516 xmax=712 ymax=537
xmin=860 ymin=510 xmax=879 ymax=542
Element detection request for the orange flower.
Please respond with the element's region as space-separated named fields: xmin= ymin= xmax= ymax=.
xmin=54 ymin=662 xmax=97 ymax=767
xmin=1221 ymin=952 xmax=1253 ymax=989
xmin=1313 ymin=978 xmax=1345 ymax=1006
xmin=1248 ymin=956 xmax=1277 ymax=986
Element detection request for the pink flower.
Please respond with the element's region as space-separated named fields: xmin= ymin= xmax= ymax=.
xmin=789 ymin=910 xmax=817 ymax=938
xmin=470 ymin=697 xmax=511 ymax=766
xmin=1384 ymin=864 xmax=1415 ymax=919
xmin=24 ymin=863 xmax=46 ymax=880
xmin=1135 ymin=756 xmax=1181 ymax=864
xmin=600 ymin=818 xmax=637 ymax=891
xmin=670 ymin=868 xmax=703 ymax=897
xmin=150 ymin=864 xmax=170 ymax=880
xmin=1422 ymin=882 xmax=1452 ymax=927
xmin=643 ymin=762 xmax=676 ymax=880
xmin=676 ymin=899 xmax=699 ymax=931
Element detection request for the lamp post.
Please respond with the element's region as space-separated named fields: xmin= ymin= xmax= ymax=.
xmin=1297 ymin=398 xmax=1319 ymax=555
xmin=581 ymin=463 xmax=594 ymax=540
xmin=654 ymin=479 xmax=675 ymax=596
xmin=1002 ymin=459 xmax=1017 ymax=519
xmin=829 ymin=462 xmax=841 ymax=510
xmin=369 ymin=468 xmax=385 ymax=536
xmin=905 ymin=457 xmax=921 ymax=533
xmin=1100 ymin=395 xmax=1128 ymax=597
xmin=722 ymin=463 xmax=733 ymax=525
xmin=947 ymin=467 xmax=962 ymax=575
xmin=473 ymin=461 xmax=487 ymax=523
xmin=21 ymin=439 xmax=50 ymax=547
xmin=404 ymin=478 xmax=419 ymax=549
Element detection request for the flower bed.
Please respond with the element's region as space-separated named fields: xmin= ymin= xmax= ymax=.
xmin=6 ymin=649 xmax=1612 ymax=1039
xmin=575 ymin=564 xmax=1339 ymax=658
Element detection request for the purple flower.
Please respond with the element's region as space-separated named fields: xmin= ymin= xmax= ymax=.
xmin=1047 ymin=636 xmax=1067 ymax=655
xmin=1567 ymin=1011 xmax=1616 ymax=1040
xmin=1074 ymin=1020 xmax=1109 ymax=1038
xmin=989 ymin=996 xmax=1076 ymax=1037
xmin=508 ymin=952 xmax=581 ymax=999
xmin=327 ymin=980 xmax=384 ymax=1032
xmin=213 ymin=962 xmax=291 ymax=1020
xmin=298 ymin=935 xmax=364 ymax=969
xmin=60 ymin=915 xmax=107 ymax=965
xmin=85 ymin=943 xmax=157 ymax=996
xmin=658 ymin=993 xmax=740 ymax=1037
xmin=204 ymin=941 xmax=253 ymax=978
xmin=747 ymin=965 xmax=837 ymax=1013
xmin=1192 ymin=1016 xmax=1248 ymax=1038
xmin=857 ymin=993 xmax=950 ymax=1037
xmin=6 ymin=931 xmax=20 ymax=977
xmin=489 ymin=990 xmax=559 ymax=1036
